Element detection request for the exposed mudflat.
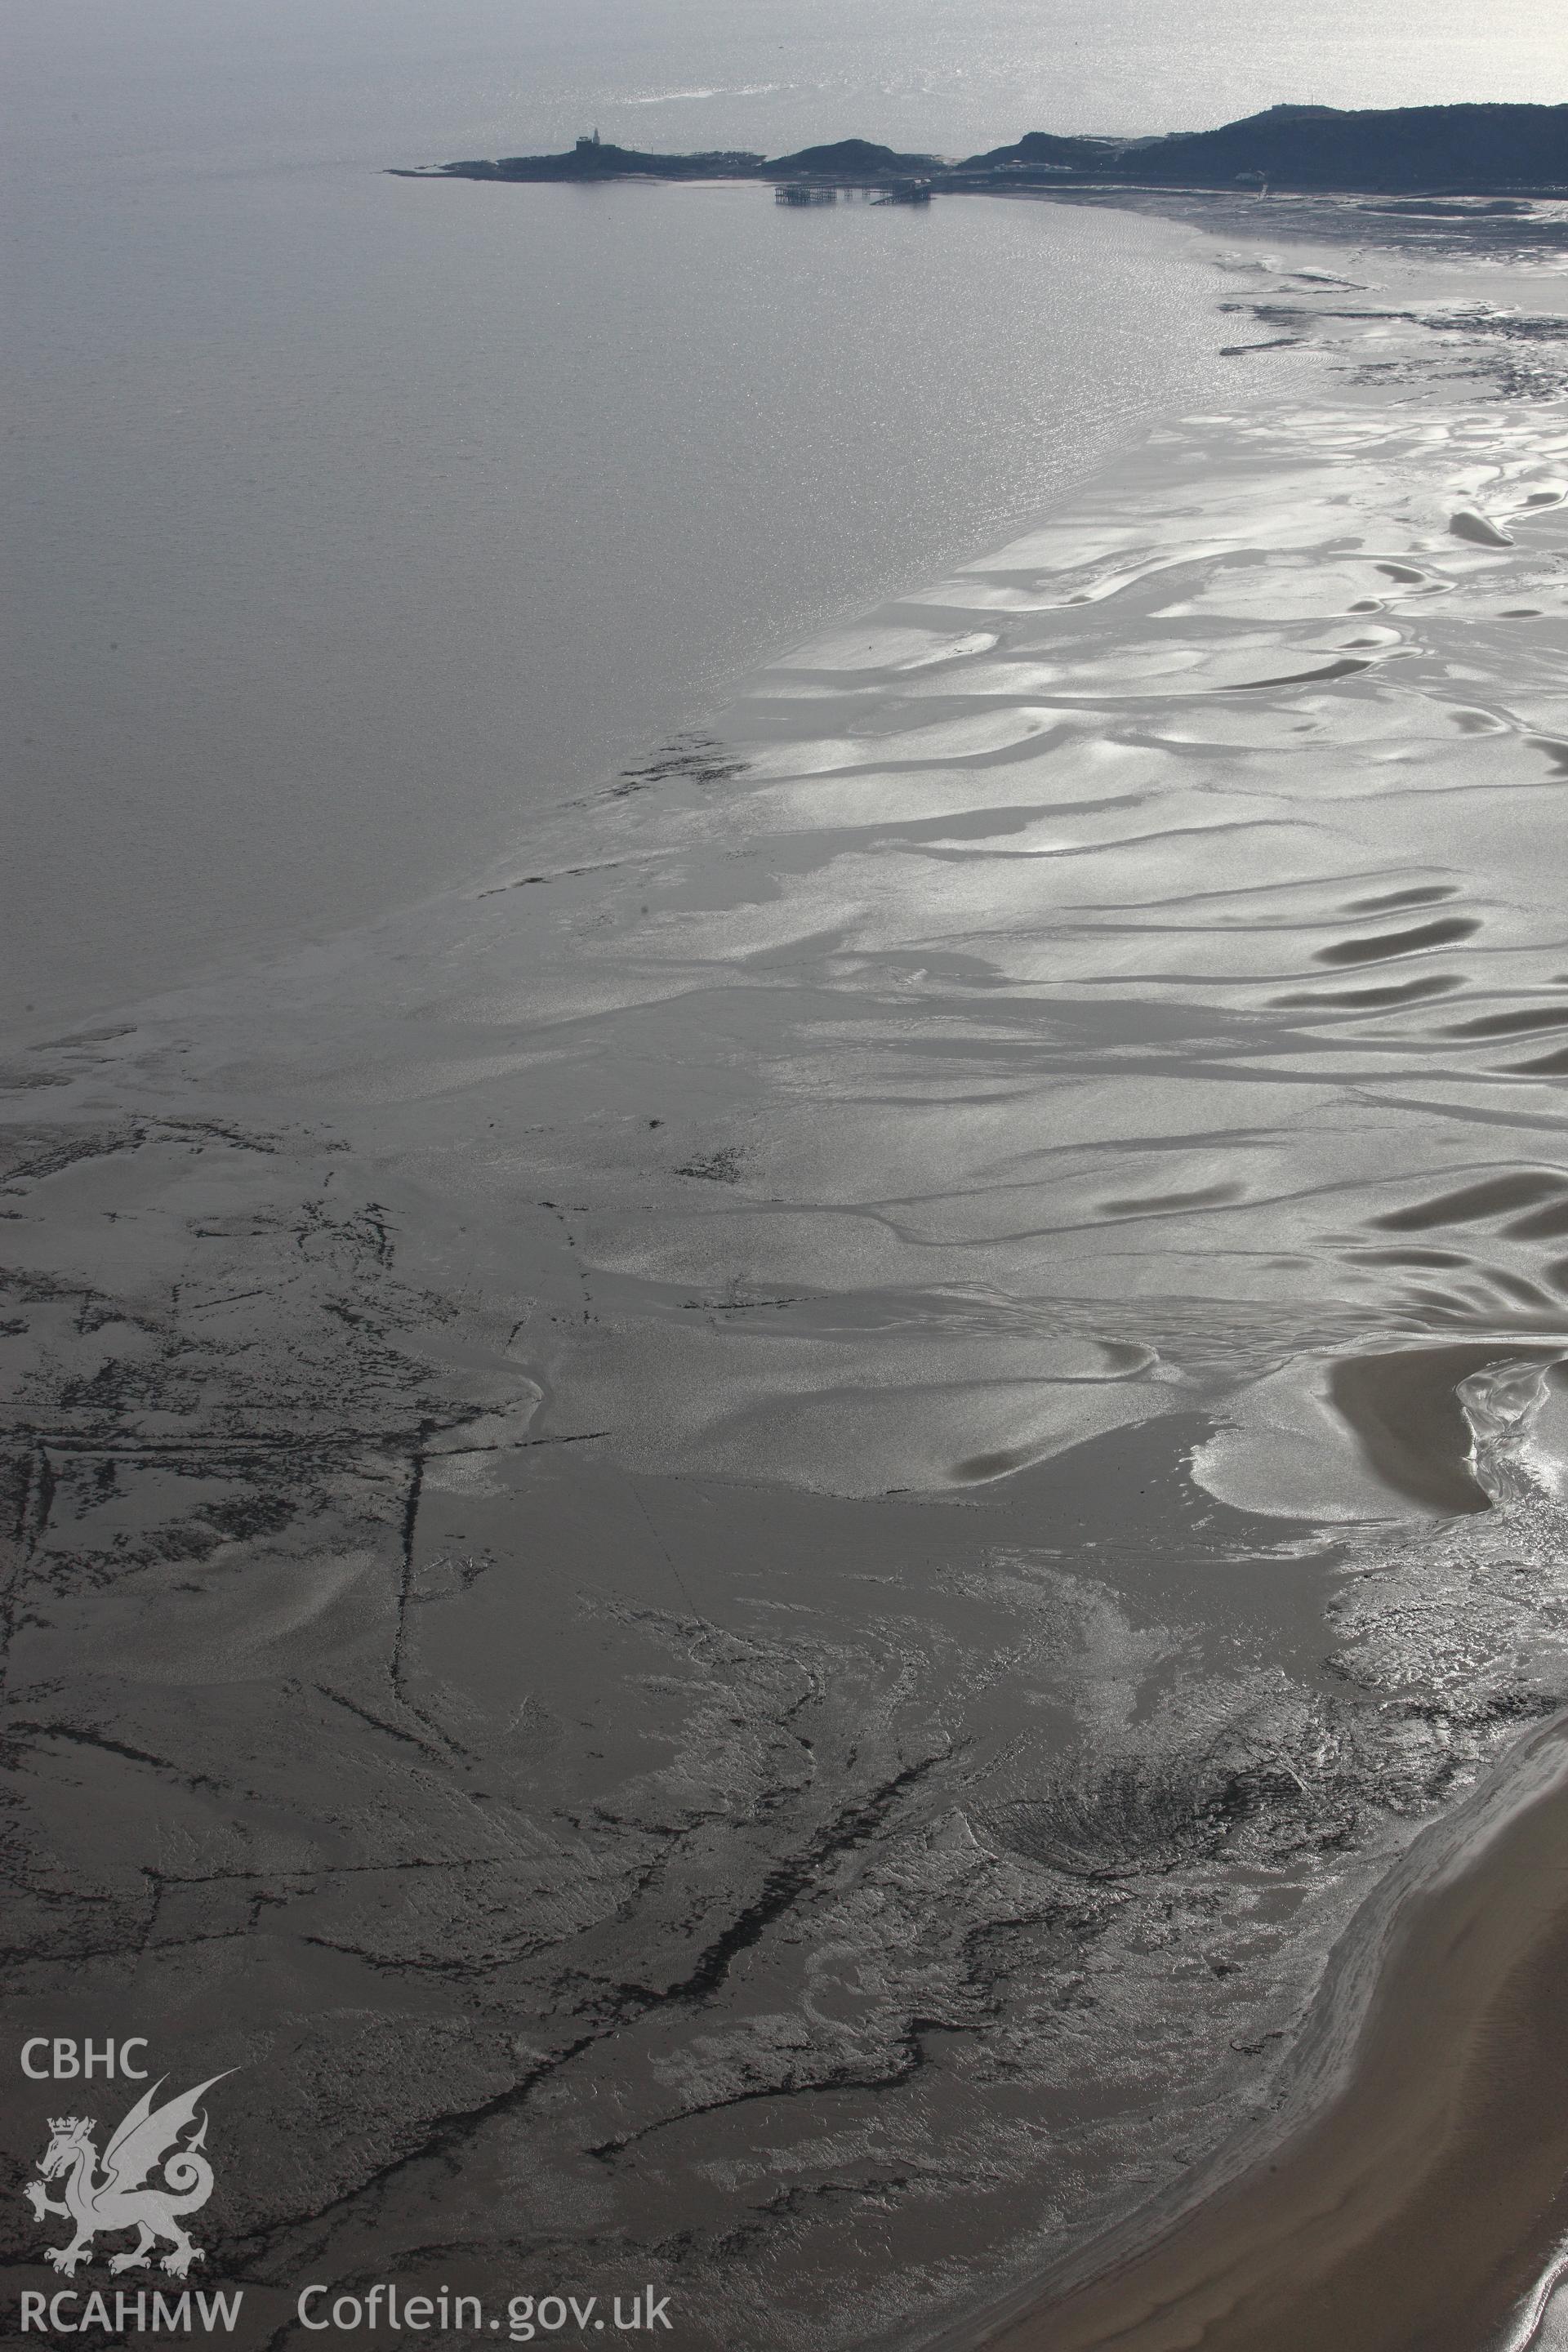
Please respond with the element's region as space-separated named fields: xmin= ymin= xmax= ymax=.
xmin=5 ymin=222 xmax=1568 ymax=2349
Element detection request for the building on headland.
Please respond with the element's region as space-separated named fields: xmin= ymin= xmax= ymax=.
xmin=417 ymin=105 xmax=1568 ymax=200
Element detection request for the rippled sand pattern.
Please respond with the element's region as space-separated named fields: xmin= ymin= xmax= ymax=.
xmin=518 ymin=387 xmax=1568 ymax=1510
xmin=7 ymin=276 xmax=1568 ymax=2352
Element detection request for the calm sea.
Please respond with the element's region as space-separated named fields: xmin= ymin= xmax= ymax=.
xmin=4 ymin=0 xmax=1561 ymax=1018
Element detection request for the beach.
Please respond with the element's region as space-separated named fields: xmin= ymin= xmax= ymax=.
xmin=963 ymin=1705 xmax=1568 ymax=2352
xmin=6 ymin=195 xmax=1568 ymax=2348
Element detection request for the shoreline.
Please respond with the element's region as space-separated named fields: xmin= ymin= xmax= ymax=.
xmin=389 ymin=164 xmax=1568 ymax=287
xmin=397 ymin=167 xmax=1568 ymax=204
xmin=947 ymin=1705 xmax=1568 ymax=2352
xmin=396 ymin=165 xmax=1568 ymax=262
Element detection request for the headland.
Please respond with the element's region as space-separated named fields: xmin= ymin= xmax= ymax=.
xmin=399 ymin=102 xmax=1568 ymax=198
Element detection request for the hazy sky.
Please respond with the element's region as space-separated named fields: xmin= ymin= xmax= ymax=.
xmin=7 ymin=0 xmax=1566 ymax=176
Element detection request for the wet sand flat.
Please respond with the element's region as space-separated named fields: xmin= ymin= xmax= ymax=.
xmin=1327 ymin=1343 xmax=1568 ymax=1512
xmin=7 ymin=214 xmax=1568 ymax=2346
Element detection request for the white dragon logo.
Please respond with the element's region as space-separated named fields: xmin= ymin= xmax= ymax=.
xmin=24 ymin=2074 xmax=231 ymax=2278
